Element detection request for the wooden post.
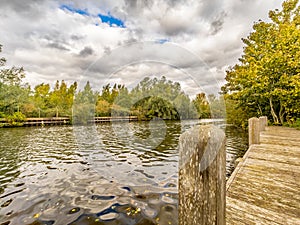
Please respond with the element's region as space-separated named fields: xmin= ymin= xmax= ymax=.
xmin=259 ymin=116 xmax=267 ymax=131
xmin=249 ymin=117 xmax=260 ymax=145
xmin=179 ymin=125 xmax=226 ymax=225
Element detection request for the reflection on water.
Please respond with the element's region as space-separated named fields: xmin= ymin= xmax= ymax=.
xmin=0 ymin=120 xmax=247 ymax=225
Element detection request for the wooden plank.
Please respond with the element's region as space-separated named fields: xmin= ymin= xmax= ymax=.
xmin=227 ymin=197 xmax=300 ymax=225
xmin=226 ymin=126 xmax=300 ymax=225
xmin=227 ymin=176 xmax=300 ymax=218
xmin=246 ymin=147 xmax=300 ymax=166
xmin=238 ymin=163 xmax=300 ymax=191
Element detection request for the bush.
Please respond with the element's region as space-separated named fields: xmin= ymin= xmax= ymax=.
xmin=6 ymin=112 xmax=26 ymax=126
xmin=290 ymin=118 xmax=300 ymax=129
xmin=0 ymin=112 xmax=6 ymax=118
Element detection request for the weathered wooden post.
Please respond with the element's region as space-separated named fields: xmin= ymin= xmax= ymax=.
xmin=249 ymin=117 xmax=260 ymax=145
xmin=259 ymin=116 xmax=268 ymax=131
xmin=179 ymin=125 xmax=226 ymax=225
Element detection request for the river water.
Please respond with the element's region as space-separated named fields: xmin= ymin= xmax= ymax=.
xmin=0 ymin=120 xmax=247 ymax=225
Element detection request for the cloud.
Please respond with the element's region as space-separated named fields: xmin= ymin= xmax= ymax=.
xmin=60 ymin=4 xmax=89 ymax=16
xmin=0 ymin=0 xmax=46 ymax=15
xmin=79 ymin=46 xmax=94 ymax=57
xmin=210 ymin=11 xmax=227 ymax=35
xmin=0 ymin=0 xmax=284 ymax=95
xmin=46 ymin=42 xmax=70 ymax=51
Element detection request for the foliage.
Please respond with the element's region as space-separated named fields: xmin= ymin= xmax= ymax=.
xmin=224 ymin=98 xmax=252 ymax=129
xmin=128 ymin=76 xmax=197 ymax=120
xmin=49 ymin=80 xmax=77 ymax=117
xmin=221 ymin=0 xmax=300 ymax=126
xmin=73 ymin=81 xmax=97 ymax=125
xmin=6 ymin=112 xmax=26 ymax=126
xmin=0 ymin=43 xmax=222 ymax=123
xmin=192 ymin=93 xmax=226 ymax=119
xmin=0 ymin=45 xmax=30 ymax=116
xmin=95 ymin=100 xmax=111 ymax=117
xmin=95 ymin=76 xmax=198 ymax=120
xmin=193 ymin=93 xmax=211 ymax=118
xmin=284 ymin=118 xmax=300 ymax=129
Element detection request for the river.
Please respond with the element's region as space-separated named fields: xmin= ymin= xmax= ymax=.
xmin=0 ymin=120 xmax=248 ymax=225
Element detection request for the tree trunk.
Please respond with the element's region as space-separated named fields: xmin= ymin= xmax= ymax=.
xmin=269 ymin=97 xmax=279 ymax=124
xmin=56 ymin=107 xmax=58 ymax=118
xmin=257 ymin=103 xmax=263 ymax=116
xmin=279 ymin=102 xmax=286 ymax=125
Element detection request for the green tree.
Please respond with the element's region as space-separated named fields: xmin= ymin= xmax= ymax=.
xmin=174 ymin=93 xmax=197 ymax=119
xmin=73 ymin=81 xmax=96 ymax=124
xmin=48 ymin=80 xmax=77 ymax=117
xmin=193 ymin=93 xmax=211 ymax=118
xmin=129 ymin=76 xmax=195 ymax=120
xmin=0 ymin=44 xmax=29 ymax=116
xmin=33 ymin=83 xmax=50 ymax=117
xmin=222 ymin=0 xmax=300 ymax=125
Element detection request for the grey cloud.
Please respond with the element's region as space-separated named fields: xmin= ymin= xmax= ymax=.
xmin=70 ymin=34 xmax=85 ymax=41
xmin=103 ymin=46 xmax=111 ymax=55
xmin=0 ymin=0 xmax=47 ymax=18
xmin=197 ymin=0 xmax=224 ymax=19
xmin=43 ymin=32 xmax=69 ymax=45
xmin=0 ymin=0 xmax=284 ymax=95
xmin=79 ymin=46 xmax=94 ymax=57
xmin=78 ymin=42 xmax=211 ymax=90
xmin=210 ymin=11 xmax=227 ymax=35
xmin=47 ymin=42 xmax=69 ymax=51
xmin=159 ymin=18 xmax=191 ymax=36
xmin=124 ymin=0 xmax=153 ymax=15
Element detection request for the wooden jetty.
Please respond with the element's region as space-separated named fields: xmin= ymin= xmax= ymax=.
xmin=0 ymin=116 xmax=138 ymax=127
xmin=94 ymin=116 xmax=138 ymax=123
xmin=226 ymin=118 xmax=300 ymax=224
xmin=178 ymin=117 xmax=300 ymax=224
xmin=25 ymin=117 xmax=70 ymax=126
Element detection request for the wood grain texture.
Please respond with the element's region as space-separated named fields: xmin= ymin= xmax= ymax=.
xmin=179 ymin=125 xmax=226 ymax=225
xmin=226 ymin=126 xmax=300 ymax=225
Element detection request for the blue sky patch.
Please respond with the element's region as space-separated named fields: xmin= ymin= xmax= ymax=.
xmin=60 ymin=4 xmax=89 ymax=16
xmin=98 ymin=13 xmax=125 ymax=28
xmin=60 ymin=5 xmax=125 ymax=28
xmin=156 ymin=39 xmax=170 ymax=44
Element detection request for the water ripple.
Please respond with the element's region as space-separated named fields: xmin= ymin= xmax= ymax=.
xmin=0 ymin=121 xmax=247 ymax=225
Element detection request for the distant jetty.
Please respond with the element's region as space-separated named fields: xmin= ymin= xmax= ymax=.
xmin=0 ymin=116 xmax=138 ymax=127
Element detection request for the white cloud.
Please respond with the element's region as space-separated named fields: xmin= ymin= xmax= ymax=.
xmin=0 ymin=0 xmax=284 ymax=95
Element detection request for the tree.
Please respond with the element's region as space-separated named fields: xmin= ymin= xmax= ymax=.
xmin=0 ymin=44 xmax=29 ymax=116
xmin=73 ymin=81 xmax=96 ymax=124
xmin=48 ymin=80 xmax=77 ymax=117
xmin=222 ymin=0 xmax=300 ymax=125
xmin=129 ymin=76 xmax=195 ymax=120
xmin=33 ymin=83 xmax=50 ymax=117
xmin=193 ymin=93 xmax=211 ymax=119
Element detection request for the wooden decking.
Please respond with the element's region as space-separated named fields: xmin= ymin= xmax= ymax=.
xmin=226 ymin=126 xmax=300 ymax=224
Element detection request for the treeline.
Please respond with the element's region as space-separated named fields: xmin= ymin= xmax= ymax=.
xmin=1 ymin=46 xmax=225 ymax=123
xmin=221 ymin=0 xmax=300 ymax=129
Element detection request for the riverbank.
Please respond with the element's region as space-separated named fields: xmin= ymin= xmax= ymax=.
xmin=0 ymin=116 xmax=225 ymax=128
xmin=0 ymin=116 xmax=139 ymax=128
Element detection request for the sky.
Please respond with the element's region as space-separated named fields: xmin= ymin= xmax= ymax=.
xmin=0 ymin=0 xmax=284 ymax=95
